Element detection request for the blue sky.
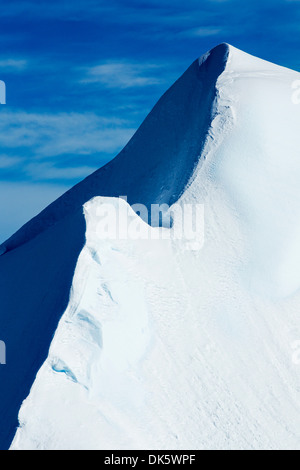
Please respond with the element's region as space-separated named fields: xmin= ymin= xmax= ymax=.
xmin=0 ymin=0 xmax=300 ymax=241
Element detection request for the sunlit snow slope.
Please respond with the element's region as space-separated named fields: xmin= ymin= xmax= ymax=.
xmin=2 ymin=43 xmax=300 ymax=450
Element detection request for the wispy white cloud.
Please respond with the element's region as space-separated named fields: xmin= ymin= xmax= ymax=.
xmin=80 ymin=62 xmax=164 ymax=89
xmin=0 ymin=59 xmax=28 ymax=71
xmin=180 ymin=26 xmax=222 ymax=38
xmin=26 ymin=163 xmax=98 ymax=181
xmin=0 ymin=155 xmax=23 ymax=168
xmin=0 ymin=109 xmax=136 ymax=183
xmin=0 ymin=110 xmax=135 ymax=158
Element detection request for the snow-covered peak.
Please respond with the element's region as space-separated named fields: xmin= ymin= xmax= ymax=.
xmin=1 ymin=42 xmax=298 ymax=259
xmin=1 ymin=45 xmax=300 ymax=450
xmin=198 ymin=42 xmax=229 ymax=67
xmin=0 ymin=43 xmax=228 ymax=255
xmin=227 ymin=43 xmax=298 ymax=75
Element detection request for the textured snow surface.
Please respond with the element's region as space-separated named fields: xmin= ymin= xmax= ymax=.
xmin=5 ymin=44 xmax=300 ymax=449
xmin=0 ymin=43 xmax=226 ymax=450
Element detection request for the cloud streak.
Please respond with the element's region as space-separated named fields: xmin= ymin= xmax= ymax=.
xmin=80 ymin=61 xmax=165 ymax=89
xmin=0 ymin=110 xmax=136 ymax=182
xmin=180 ymin=26 xmax=223 ymax=38
xmin=0 ymin=110 xmax=135 ymax=156
xmin=0 ymin=59 xmax=28 ymax=71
